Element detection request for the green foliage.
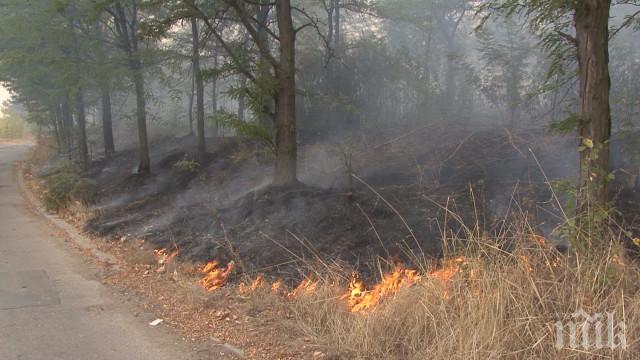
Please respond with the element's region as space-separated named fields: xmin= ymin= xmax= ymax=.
xmin=0 ymin=108 xmax=29 ymax=138
xmin=43 ymin=162 xmax=96 ymax=212
xmin=551 ymin=177 xmax=616 ymax=253
xmin=213 ymin=110 xmax=274 ymax=152
xmin=476 ymin=0 xmax=577 ymax=106
xmin=476 ymin=18 xmax=532 ymax=121
xmin=547 ymin=113 xmax=577 ymax=134
xmin=173 ymin=159 xmax=201 ymax=174
xmin=550 ymin=179 xmax=577 ymax=241
xmin=68 ymin=178 xmax=98 ymax=204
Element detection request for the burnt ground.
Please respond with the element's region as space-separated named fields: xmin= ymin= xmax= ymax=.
xmin=56 ymin=126 xmax=640 ymax=279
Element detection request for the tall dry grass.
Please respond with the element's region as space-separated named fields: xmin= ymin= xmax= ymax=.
xmin=286 ymin=219 xmax=640 ymax=359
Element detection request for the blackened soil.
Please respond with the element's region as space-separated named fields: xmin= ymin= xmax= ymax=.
xmin=58 ymin=127 xmax=640 ymax=279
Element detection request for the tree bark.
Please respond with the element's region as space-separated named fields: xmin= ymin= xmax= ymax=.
xmin=272 ymin=0 xmax=298 ymax=186
xmin=191 ymin=18 xmax=206 ymax=157
xmin=189 ymin=72 xmax=194 ymax=135
xmin=61 ymin=97 xmax=73 ymax=157
xmin=52 ymin=109 xmax=62 ymax=150
xmin=132 ymin=60 xmax=151 ymax=174
xmin=574 ymin=0 xmax=612 ymax=213
xmin=75 ymin=88 xmax=89 ymax=167
xmin=333 ymin=0 xmax=341 ymax=53
xmin=212 ymin=48 xmax=219 ymax=137
xmin=256 ymin=0 xmax=272 ymax=129
xmin=101 ymin=81 xmax=115 ymax=158
xmin=238 ymin=76 xmax=246 ymax=121
xmin=114 ymin=1 xmax=150 ymax=174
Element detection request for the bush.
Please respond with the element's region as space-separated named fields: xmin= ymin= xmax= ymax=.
xmin=69 ymin=178 xmax=98 ymax=204
xmin=173 ymin=159 xmax=201 ymax=174
xmin=43 ymin=164 xmax=96 ymax=212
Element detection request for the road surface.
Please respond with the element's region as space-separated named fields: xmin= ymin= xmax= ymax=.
xmin=0 ymin=143 xmax=211 ymax=360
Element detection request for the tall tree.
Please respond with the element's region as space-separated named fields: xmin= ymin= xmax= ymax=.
xmin=96 ymin=24 xmax=116 ymax=158
xmin=104 ymin=0 xmax=152 ymax=173
xmin=74 ymin=88 xmax=90 ymax=166
xmin=183 ymin=0 xmax=301 ymax=186
xmin=211 ymin=48 xmax=219 ymax=137
xmin=191 ymin=18 xmax=206 ymax=157
xmin=575 ymin=1 xmax=612 ymax=213
xmin=480 ymin=0 xmax=640 ymax=244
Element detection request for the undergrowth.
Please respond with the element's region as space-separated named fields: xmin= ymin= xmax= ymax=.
xmin=283 ymin=217 xmax=640 ymax=359
xmin=42 ymin=161 xmax=97 ymax=212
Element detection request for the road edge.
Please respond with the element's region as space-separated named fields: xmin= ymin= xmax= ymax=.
xmin=15 ymin=161 xmax=120 ymax=267
xmin=14 ymin=158 xmax=247 ymax=359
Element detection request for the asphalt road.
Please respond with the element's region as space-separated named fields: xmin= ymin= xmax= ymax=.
xmin=0 ymin=143 xmax=208 ymax=360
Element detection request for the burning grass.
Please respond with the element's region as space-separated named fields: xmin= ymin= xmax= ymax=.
xmin=280 ymin=233 xmax=640 ymax=359
xmin=201 ymin=260 xmax=236 ymax=291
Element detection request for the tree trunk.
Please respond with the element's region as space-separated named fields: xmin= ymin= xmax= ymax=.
xmin=212 ymin=48 xmax=218 ymax=137
xmin=191 ymin=18 xmax=206 ymax=157
xmin=61 ymin=97 xmax=73 ymax=157
xmin=75 ymin=88 xmax=89 ymax=167
xmin=101 ymin=81 xmax=115 ymax=158
xmin=189 ymin=71 xmax=194 ymax=135
xmin=51 ymin=109 xmax=61 ymax=150
xmin=256 ymin=0 xmax=272 ymax=129
xmin=334 ymin=0 xmax=341 ymax=53
xmin=444 ymin=35 xmax=456 ymax=117
xmin=115 ymin=1 xmax=150 ymax=174
xmin=238 ymin=76 xmax=246 ymax=121
xmin=272 ymin=0 xmax=298 ymax=186
xmin=132 ymin=61 xmax=151 ymax=174
xmin=326 ymin=1 xmax=334 ymax=55
xmin=574 ymin=0 xmax=612 ymax=214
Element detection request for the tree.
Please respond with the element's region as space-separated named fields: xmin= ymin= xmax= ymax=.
xmin=476 ymin=18 xmax=533 ymax=125
xmin=183 ymin=0 xmax=301 ymax=186
xmin=101 ymin=0 xmax=152 ymax=174
xmin=478 ymin=0 xmax=640 ymax=243
xmin=191 ymin=18 xmax=206 ymax=157
xmin=0 ymin=0 xmax=108 ymax=164
xmin=74 ymin=88 xmax=90 ymax=166
xmin=574 ymin=1 xmax=612 ymax=216
xmin=96 ymin=24 xmax=116 ymax=158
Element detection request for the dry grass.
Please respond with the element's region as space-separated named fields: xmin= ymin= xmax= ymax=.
xmin=285 ymin=225 xmax=640 ymax=360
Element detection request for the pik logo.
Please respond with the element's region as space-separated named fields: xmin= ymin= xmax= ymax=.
xmin=555 ymin=309 xmax=627 ymax=350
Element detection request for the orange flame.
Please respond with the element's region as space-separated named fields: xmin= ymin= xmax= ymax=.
xmin=238 ymin=274 xmax=265 ymax=294
xmin=346 ymin=266 xmax=422 ymax=312
xmin=238 ymin=275 xmax=287 ymax=295
xmin=532 ymin=234 xmax=548 ymax=247
xmin=429 ymin=256 xmax=466 ymax=283
xmin=288 ymin=278 xmax=319 ymax=298
xmin=271 ymin=279 xmax=284 ymax=293
xmin=154 ymin=248 xmax=179 ymax=265
xmin=200 ymin=260 xmax=235 ymax=291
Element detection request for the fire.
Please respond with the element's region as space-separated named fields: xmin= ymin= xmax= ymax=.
xmin=346 ymin=266 xmax=422 ymax=312
xmin=271 ymin=279 xmax=284 ymax=293
xmin=237 ymin=275 xmax=287 ymax=295
xmin=532 ymin=234 xmax=548 ymax=247
xmin=238 ymin=274 xmax=265 ymax=294
xmin=154 ymin=247 xmax=179 ymax=265
xmin=428 ymin=256 xmax=466 ymax=283
xmin=200 ymin=260 xmax=235 ymax=291
xmin=288 ymin=278 xmax=319 ymax=298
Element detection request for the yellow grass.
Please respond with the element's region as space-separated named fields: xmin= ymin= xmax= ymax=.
xmin=286 ymin=228 xmax=640 ymax=359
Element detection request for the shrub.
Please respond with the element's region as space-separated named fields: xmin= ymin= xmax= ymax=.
xmin=173 ymin=159 xmax=201 ymax=174
xmin=43 ymin=164 xmax=96 ymax=212
xmin=68 ymin=178 xmax=98 ymax=204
